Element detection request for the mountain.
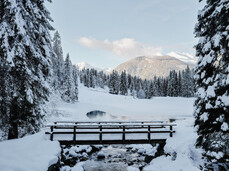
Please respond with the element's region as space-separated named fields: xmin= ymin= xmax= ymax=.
xmin=167 ymin=52 xmax=197 ymax=64
xmin=76 ymin=62 xmax=112 ymax=73
xmin=115 ymin=56 xmax=195 ymax=79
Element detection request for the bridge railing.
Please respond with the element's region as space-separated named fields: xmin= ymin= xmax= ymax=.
xmin=45 ymin=121 xmax=176 ymax=145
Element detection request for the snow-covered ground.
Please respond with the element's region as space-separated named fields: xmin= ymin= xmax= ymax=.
xmin=47 ymin=84 xmax=195 ymax=123
xmin=0 ymin=85 xmax=203 ymax=171
xmin=0 ymin=132 xmax=60 ymax=171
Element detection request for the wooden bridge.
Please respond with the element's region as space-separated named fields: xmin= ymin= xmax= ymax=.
xmin=45 ymin=121 xmax=176 ymax=145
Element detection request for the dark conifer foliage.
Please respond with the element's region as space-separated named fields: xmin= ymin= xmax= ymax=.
xmin=52 ymin=31 xmax=64 ymax=88
xmin=120 ymin=71 xmax=128 ymax=95
xmin=51 ymin=31 xmax=78 ymax=103
xmin=109 ymin=70 xmax=120 ymax=94
xmin=0 ymin=0 xmax=54 ymax=139
xmin=194 ymin=0 xmax=229 ymax=169
xmin=62 ymin=53 xmax=78 ymax=103
xmin=78 ymin=66 xmax=195 ymax=99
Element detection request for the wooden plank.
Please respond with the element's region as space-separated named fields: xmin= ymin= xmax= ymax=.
xmin=48 ymin=123 xmax=175 ymax=126
xmin=58 ymin=139 xmax=166 ymax=145
xmin=54 ymin=121 xmax=165 ymax=124
xmin=50 ymin=130 xmax=175 ymax=134
xmin=51 ymin=126 xmax=166 ymax=130
xmin=46 ymin=123 xmax=176 ymax=128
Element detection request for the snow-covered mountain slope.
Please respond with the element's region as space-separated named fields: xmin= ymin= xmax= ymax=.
xmin=115 ymin=56 xmax=194 ymax=79
xmin=167 ymin=52 xmax=198 ymax=64
xmin=76 ymin=62 xmax=112 ymax=73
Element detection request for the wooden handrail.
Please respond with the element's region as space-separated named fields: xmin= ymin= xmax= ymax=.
xmin=46 ymin=123 xmax=176 ymax=127
xmin=54 ymin=121 xmax=165 ymax=124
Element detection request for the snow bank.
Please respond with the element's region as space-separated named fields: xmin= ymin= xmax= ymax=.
xmin=0 ymin=131 xmax=61 ymax=171
xmin=143 ymin=118 xmax=203 ymax=171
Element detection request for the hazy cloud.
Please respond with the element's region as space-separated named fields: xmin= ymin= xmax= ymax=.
xmin=78 ymin=37 xmax=162 ymax=58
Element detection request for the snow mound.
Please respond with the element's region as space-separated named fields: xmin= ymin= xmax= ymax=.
xmin=0 ymin=131 xmax=61 ymax=171
xmin=143 ymin=118 xmax=203 ymax=171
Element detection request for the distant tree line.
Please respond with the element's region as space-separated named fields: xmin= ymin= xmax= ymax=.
xmin=79 ymin=66 xmax=195 ymax=99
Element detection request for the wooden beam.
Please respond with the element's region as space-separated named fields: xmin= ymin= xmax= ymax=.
xmin=58 ymin=139 xmax=166 ymax=145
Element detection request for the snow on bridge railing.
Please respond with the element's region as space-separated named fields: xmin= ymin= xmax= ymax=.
xmin=45 ymin=121 xmax=176 ymax=145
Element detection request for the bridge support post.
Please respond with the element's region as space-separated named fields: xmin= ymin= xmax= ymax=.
xmin=73 ymin=126 xmax=76 ymax=144
xmin=122 ymin=126 xmax=125 ymax=143
xmin=50 ymin=126 xmax=53 ymax=141
xmin=170 ymin=126 xmax=173 ymax=137
xmin=148 ymin=125 xmax=151 ymax=143
xmin=99 ymin=126 xmax=102 ymax=143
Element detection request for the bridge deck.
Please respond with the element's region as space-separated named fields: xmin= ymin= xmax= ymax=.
xmin=45 ymin=121 xmax=176 ymax=145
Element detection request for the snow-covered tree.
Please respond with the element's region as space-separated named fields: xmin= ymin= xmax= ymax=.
xmin=194 ymin=0 xmax=229 ymax=169
xmin=89 ymin=69 xmax=96 ymax=88
xmin=72 ymin=65 xmax=79 ymax=101
xmin=62 ymin=54 xmax=77 ymax=103
xmin=120 ymin=71 xmax=128 ymax=95
xmin=52 ymin=31 xmax=64 ymax=88
xmin=109 ymin=70 xmax=119 ymax=94
xmin=0 ymin=0 xmax=54 ymax=139
xmin=167 ymin=70 xmax=178 ymax=97
xmin=181 ymin=66 xmax=194 ymax=97
xmin=137 ymin=86 xmax=146 ymax=99
xmin=0 ymin=55 xmax=11 ymax=138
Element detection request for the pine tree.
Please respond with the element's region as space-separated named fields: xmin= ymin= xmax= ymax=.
xmin=177 ymin=71 xmax=182 ymax=96
xmin=89 ymin=69 xmax=95 ymax=88
xmin=137 ymin=85 xmax=146 ymax=99
xmin=194 ymin=0 xmax=229 ymax=169
xmin=182 ymin=66 xmax=194 ymax=97
xmin=62 ymin=54 xmax=77 ymax=102
xmin=0 ymin=55 xmax=11 ymax=139
xmin=120 ymin=71 xmax=128 ymax=95
xmin=167 ymin=70 xmax=178 ymax=97
xmin=148 ymin=81 xmax=154 ymax=98
xmin=72 ymin=65 xmax=78 ymax=101
xmin=109 ymin=70 xmax=119 ymax=94
xmin=52 ymin=31 xmax=64 ymax=88
xmin=0 ymin=0 xmax=54 ymax=139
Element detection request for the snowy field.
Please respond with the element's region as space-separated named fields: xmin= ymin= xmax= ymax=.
xmin=0 ymin=85 xmax=203 ymax=171
xmin=47 ymin=84 xmax=195 ymax=122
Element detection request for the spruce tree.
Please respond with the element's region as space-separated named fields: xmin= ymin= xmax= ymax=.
xmin=120 ymin=71 xmax=128 ymax=95
xmin=194 ymin=0 xmax=229 ymax=169
xmin=0 ymin=0 xmax=54 ymax=139
xmin=52 ymin=31 xmax=64 ymax=88
xmin=0 ymin=55 xmax=11 ymax=139
xmin=109 ymin=70 xmax=119 ymax=94
xmin=72 ymin=65 xmax=78 ymax=101
xmin=62 ymin=53 xmax=77 ymax=103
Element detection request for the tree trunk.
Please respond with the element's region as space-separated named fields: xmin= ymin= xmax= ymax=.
xmin=8 ymin=122 xmax=18 ymax=139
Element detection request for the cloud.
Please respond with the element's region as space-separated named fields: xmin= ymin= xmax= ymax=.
xmin=78 ymin=37 xmax=162 ymax=58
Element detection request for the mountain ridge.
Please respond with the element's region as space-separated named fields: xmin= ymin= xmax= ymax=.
xmin=115 ymin=55 xmax=195 ymax=79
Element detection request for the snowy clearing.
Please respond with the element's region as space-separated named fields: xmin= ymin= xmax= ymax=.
xmin=47 ymin=85 xmax=195 ymax=123
xmin=0 ymin=85 xmax=202 ymax=171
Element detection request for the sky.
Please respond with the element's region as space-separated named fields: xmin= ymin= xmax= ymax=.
xmin=46 ymin=0 xmax=204 ymax=69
